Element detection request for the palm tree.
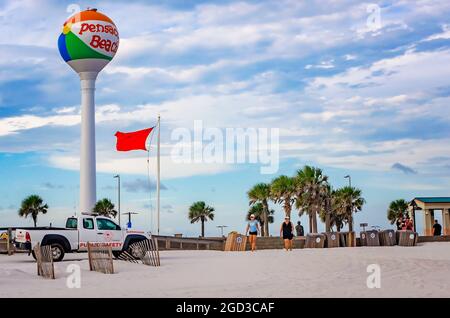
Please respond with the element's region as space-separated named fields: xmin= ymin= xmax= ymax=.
xmin=321 ymin=184 xmax=334 ymax=232
xmin=319 ymin=189 xmax=346 ymax=232
xmin=319 ymin=209 xmax=346 ymax=232
xmin=188 ymin=201 xmax=215 ymax=237
xmin=387 ymin=199 xmax=408 ymax=224
xmin=294 ymin=165 xmax=329 ymax=233
xmin=248 ymin=183 xmax=271 ymax=237
xmin=18 ymin=195 xmax=48 ymax=227
xmin=93 ymin=198 xmax=118 ymax=218
xmin=246 ymin=203 xmax=274 ymax=237
xmin=334 ymin=186 xmax=365 ymax=232
xmin=270 ymin=175 xmax=296 ymax=218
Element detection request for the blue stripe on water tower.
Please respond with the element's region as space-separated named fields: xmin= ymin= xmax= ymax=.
xmin=58 ymin=33 xmax=71 ymax=62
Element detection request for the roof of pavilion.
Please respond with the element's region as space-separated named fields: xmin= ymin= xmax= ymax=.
xmin=413 ymin=197 xmax=450 ymax=203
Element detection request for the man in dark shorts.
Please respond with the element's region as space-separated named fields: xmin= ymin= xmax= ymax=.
xmin=280 ymin=216 xmax=294 ymax=251
xmin=433 ymin=220 xmax=442 ymax=236
xmin=295 ymin=221 xmax=304 ymax=236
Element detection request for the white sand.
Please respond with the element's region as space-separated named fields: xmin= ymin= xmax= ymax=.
xmin=1 ymin=242 xmax=449 ymax=298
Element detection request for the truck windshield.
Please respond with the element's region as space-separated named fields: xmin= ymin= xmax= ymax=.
xmin=66 ymin=218 xmax=78 ymax=229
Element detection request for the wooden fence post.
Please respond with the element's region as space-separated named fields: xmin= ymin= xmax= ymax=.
xmin=34 ymin=243 xmax=42 ymax=276
xmin=108 ymin=245 xmax=114 ymax=274
xmin=87 ymin=242 xmax=93 ymax=271
xmin=7 ymin=228 xmax=12 ymax=256
xmin=154 ymin=238 xmax=160 ymax=266
xmin=127 ymin=239 xmax=161 ymax=267
xmin=87 ymin=243 xmax=115 ymax=274
xmin=33 ymin=243 xmax=55 ymax=279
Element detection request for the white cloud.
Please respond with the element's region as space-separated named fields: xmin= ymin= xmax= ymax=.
xmin=0 ymin=104 xmax=125 ymax=137
xmin=423 ymin=24 xmax=450 ymax=41
xmin=308 ymin=137 xmax=450 ymax=175
xmin=54 ymin=106 xmax=77 ymax=114
xmin=298 ymin=108 xmax=367 ymax=123
xmin=381 ymin=182 xmax=446 ymax=191
xmin=362 ymin=94 xmax=416 ymax=107
xmin=165 ymin=24 xmax=267 ymax=52
xmin=305 ymin=59 xmax=335 ymax=70
xmin=104 ymin=59 xmax=249 ymax=83
xmin=0 ymin=114 xmax=80 ymax=136
xmin=307 ymin=49 xmax=450 ymax=104
xmin=343 ymin=54 xmax=357 ymax=61
xmin=279 ymin=128 xmax=317 ymax=137
xmin=48 ymin=153 xmax=234 ymax=180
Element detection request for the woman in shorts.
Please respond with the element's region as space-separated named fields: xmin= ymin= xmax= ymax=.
xmin=280 ymin=216 xmax=294 ymax=251
xmin=246 ymin=214 xmax=260 ymax=252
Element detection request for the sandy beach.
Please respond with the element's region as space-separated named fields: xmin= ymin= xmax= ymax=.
xmin=1 ymin=242 xmax=449 ymax=298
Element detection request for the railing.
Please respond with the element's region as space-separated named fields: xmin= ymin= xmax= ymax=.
xmin=152 ymin=235 xmax=225 ymax=251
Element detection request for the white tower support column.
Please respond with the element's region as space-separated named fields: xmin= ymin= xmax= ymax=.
xmin=157 ymin=115 xmax=161 ymax=235
xmin=58 ymin=9 xmax=119 ymax=215
xmin=79 ymin=71 xmax=98 ymax=214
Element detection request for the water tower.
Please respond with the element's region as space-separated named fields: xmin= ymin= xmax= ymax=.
xmin=58 ymin=9 xmax=119 ymax=213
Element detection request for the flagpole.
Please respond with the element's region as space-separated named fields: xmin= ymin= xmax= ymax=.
xmin=157 ymin=114 xmax=161 ymax=235
xmin=147 ymin=148 xmax=152 ymax=233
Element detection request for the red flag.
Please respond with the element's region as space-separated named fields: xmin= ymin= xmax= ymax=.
xmin=115 ymin=127 xmax=154 ymax=151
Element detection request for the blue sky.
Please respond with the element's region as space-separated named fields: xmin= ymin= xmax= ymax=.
xmin=1 ymin=0 xmax=450 ymax=236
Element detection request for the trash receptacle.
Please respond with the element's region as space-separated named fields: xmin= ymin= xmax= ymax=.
xmin=397 ymin=230 xmax=418 ymax=246
xmin=360 ymin=230 xmax=380 ymax=246
xmin=305 ymin=233 xmax=326 ymax=248
xmin=323 ymin=232 xmax=339 ymax=248
xmin=379 ymin=230 xmax=396 ymax=246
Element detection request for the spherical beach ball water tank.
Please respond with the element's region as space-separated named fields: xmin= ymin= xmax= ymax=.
xmin=58 ymin=8 xmax=119 ymax=73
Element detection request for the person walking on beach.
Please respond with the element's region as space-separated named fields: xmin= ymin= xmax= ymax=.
xmin=405 ymin=216 xmax=414 ymax=231
xmin=246 ymin=214 xmax=260 ymax=252
xmin=396 ymin=216 xmax=404 ymax=231
xmin=280 ymin=217 xmax=294 ymax=251
xmin=433 ymin=220 xmax=442 ymax=236
xmin=401 ymin=216 xmax=409 ymax=230
xmin=295 ymin=221 xmax=304 ymax=236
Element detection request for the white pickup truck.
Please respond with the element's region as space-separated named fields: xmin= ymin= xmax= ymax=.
xmin=15 ymin=214 xmax=151 ymax=261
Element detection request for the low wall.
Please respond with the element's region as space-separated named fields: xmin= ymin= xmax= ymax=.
xmin=151 ymin=233 xmax=450 ymax=252
xmin=244 ymin=237 xmax=306 ymax=250
xmin=417 ymin=235 xmax=450 ymax=243
xmin=157 ymin=240 xmax=224 ymax=251
xmin=154 ymin=236 xmax=225 ymax=251
xmin=242 ymin=235 xmax=450 ymax=249
xmin=154 ymin=236 xmax=307 ymax=251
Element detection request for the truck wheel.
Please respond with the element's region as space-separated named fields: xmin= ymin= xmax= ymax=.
xmin=50 ymin=243 xmax=65 ymax=262
xmin=129 ymin=245 xmax=142 ymax=259
xmin=128 ymin=240 xmax=147 ymax=258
